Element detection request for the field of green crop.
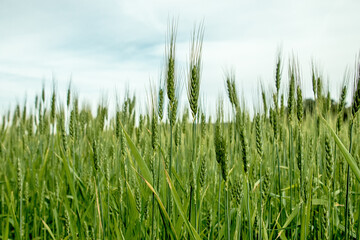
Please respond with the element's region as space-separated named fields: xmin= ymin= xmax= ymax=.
xmin=1 ymin=24 xmax=360 ymax=240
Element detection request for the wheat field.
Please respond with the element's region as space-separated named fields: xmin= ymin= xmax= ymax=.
xmin=0 ymin=24 xmax=360 ymax=240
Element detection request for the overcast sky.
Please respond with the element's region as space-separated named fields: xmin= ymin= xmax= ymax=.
xmin=1 ymin=0 xmax=359 ymax=116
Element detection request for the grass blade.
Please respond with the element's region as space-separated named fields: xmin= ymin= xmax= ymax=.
xmin=164 ymin=164 xmax=202 ymax=240
xmin=320 ymin=116 xmax=360 ymax=182
xmin=42 ymin=219 xmax=56 ymax=240
xmin=120 ymin=122 xmax=153 ymax=183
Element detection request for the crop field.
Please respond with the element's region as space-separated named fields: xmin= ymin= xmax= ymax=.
xmin=1 ymin=25 xmax=360 ymax=240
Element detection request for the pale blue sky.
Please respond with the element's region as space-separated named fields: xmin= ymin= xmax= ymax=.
xmin=0 ymin=0 xmax=359 ymax=116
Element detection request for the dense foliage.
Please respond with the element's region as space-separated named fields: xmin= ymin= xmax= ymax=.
xmin=1 ymin=25 xmax=360 ymax=240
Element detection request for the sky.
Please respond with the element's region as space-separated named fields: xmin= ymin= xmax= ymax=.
xmin=0 ymin=0 xmax=360 ymax=117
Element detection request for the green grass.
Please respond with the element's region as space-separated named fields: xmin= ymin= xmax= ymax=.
xmin=0 ymin=25 xmax=360 ymax=239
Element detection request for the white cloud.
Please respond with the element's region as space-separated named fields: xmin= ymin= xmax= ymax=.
xmin=0 ymin=0 xmax=359 ymax=115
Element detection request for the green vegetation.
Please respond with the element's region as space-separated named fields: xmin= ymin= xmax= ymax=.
xmin=1 ymin=24 xmax=360 ymax=239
